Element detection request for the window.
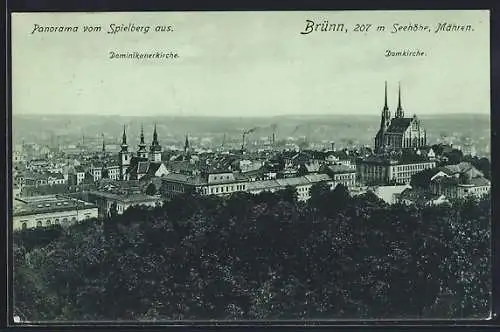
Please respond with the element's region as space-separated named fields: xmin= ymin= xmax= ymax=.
xmin=21 ymin=222 xmax=27 ymax=230
xmin=71 ymin=217 xmax=77 ymax=222
xmin=46 ymin=220 xmax=51 ymax=226
xmin=37 ymin=220 xmax=42 ymax=228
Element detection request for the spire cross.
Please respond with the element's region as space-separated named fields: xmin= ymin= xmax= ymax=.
xmin=140 ymin=124 xmax=145 ymax=144
xmin=396 ymin=82 xmax=404 ymax=118
xmin=122 ymin=125 xmax=127 ymax=145
xmin=384 ymin=81 xmax=388 ymax=110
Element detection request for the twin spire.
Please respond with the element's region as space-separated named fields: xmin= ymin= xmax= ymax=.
xmin=121 ymin=124 xmax=160 ymax=150
xmin=383 ymin=81 xmax=404 ymax=119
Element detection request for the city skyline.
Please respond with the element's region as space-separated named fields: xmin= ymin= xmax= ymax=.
xmin=12 ymin=10 xmax=490 ymax=117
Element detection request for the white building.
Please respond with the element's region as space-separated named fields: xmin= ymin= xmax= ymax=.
xmin=161 ymin=171 xmax=335 ymax=202
xmin=13 ymin=195 xmax=98 ymax=231
xmin=84 ymin=190 xmax=164 ymax=217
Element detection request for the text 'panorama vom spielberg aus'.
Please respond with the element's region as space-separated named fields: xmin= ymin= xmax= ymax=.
xmin=28 ymin=20 xmax=475 ymax=35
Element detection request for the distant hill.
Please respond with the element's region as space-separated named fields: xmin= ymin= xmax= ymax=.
xmin=12 ymin=113 xmax=490 ymax=150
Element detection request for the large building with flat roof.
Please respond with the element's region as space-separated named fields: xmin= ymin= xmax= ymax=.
xmin=356 ymin=154 xmax=436 ymax=186
xmin=12 ymin=195 xmax=98 ymax=231
xmin=161 ymin=170 xmax=335 ymax=201
xmin=83 ymin=190 xmax=163 ymax=217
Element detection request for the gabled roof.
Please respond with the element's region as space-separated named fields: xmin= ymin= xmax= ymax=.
xmin=166 ymin=160 xmax=198 ymax=173
xmin=443 ymin=162 xmax=482 ymax=176
xmin=146 ymin=162 xmax=163 ymax=176
xmin=162 ymin=173 xmax=208 ymax=185
xmin=469 ymin=177 xmax=490 ymax=186
xmin=326 ymin=164 xmax=356 ymax=174
xmin=137 ymin=161 xmax=149 ymax=174
xmin=386 ymin=118 xmax=413 ymax=134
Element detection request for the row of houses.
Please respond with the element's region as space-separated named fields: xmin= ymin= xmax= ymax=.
xmin=12 ymin=160 xmax=490 ymax=231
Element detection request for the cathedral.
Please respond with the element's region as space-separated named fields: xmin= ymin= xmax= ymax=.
xmin=374 ymin=82 xmax=427 ymax=154
xmin=118 ymin=124 xmax=168 ymax=180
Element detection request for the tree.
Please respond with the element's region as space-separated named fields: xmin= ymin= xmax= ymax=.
xmin=331 ymin=183 xmax=351 ymax=209
xmin=411 ymin=168 xmax=436 ymax=189
xmin=13 ymin=187 xmax=491 ymax=320
xmin=445 ymin=149 xmax=464 ymax=164
xmin=309 ymin=181 xmax=332 ymax=212
xmin=471 ymin=157 xmax=491 ymax=180
xmin=145 ymin=183 xmax=157 ymax=196
xmin=431 ymin=144 xmax=444 ymax=156
xmin=277 ymin=186 xmax=298 ymax=203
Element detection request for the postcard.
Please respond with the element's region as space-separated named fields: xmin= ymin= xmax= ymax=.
xmin=10 ymin=10 xmax=491 ymax=323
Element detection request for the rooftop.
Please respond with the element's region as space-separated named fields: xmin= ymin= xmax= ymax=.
xmin=86 ymin=190 xmax=162 ymax=203
xmin=358 ymin=152 xmax=433 ymax=165
xmin=325 ymin=164 xmax=356 ymax=174
xmin=161 ymin=173 xmax=209 ymax=186
xmin=398 ymin=187 xmax=445 ymax=203
xmin=246 ymin=174 xmax=332 ymax=191
xmin=13 ymin=195 xmax=97 ymax=216
xmin=386 ymin=117 xmax=414 ymax=134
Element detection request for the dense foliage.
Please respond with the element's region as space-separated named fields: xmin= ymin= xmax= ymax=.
xmin=13 ymin=185 xmax=491 ymax=321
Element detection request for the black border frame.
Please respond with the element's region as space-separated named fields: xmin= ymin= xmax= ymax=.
xmin=2 ymin=0 xmax=499 ymax=331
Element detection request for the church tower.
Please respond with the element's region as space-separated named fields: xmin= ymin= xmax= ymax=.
xmin=375 ymin=81 xmax=391 ymax=153
xmin=395 ymin=82 xmax=404 ymax=118
xmin=119 ymin=125 xmax=131 ymax=180
xmin=184 ymin=134 xmax=190 ymax=153
xmin=137 ymin=124 xmax=148 ymax=159
xmin=102 ymin=133 xmax=106 ymax=153
xmin=149 ymin=124 xmax=162 ymax=162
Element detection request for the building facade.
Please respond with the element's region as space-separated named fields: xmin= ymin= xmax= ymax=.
xmin=161 ymin=171 xmax=335 ymax=201
xmin=13 ymin=195 xmax=98 ymax=231
xmin=83 ymin=190 xmax=164 ymax=217
xmin=322 ymin=164 xmax=357 ymax=188
xmin=356 ymin=155 xmax=436 ymax=185
xmin=429 ymin=162 xmax=490 ymax=199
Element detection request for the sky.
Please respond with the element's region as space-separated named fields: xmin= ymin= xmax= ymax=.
xmin=12 ymin=10 xmax=490 ymax=117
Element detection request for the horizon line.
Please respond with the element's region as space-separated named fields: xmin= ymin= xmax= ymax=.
xmin=12 ymin=112 xmax=491 ymax=118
